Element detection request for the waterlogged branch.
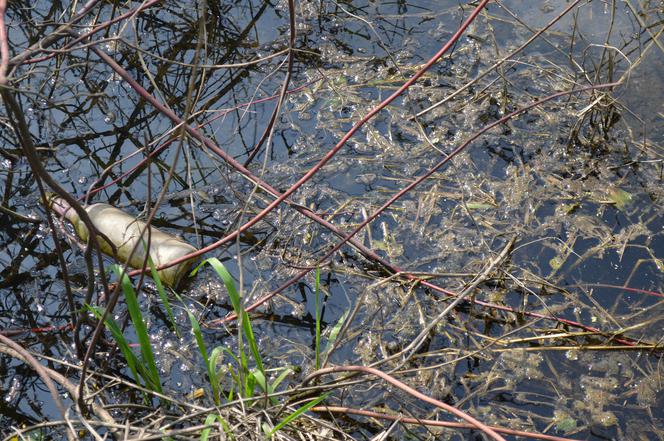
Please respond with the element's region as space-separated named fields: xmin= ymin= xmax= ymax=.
xmin=0 ymin=340 xmax=118 ymax=435
xmin=86 ymin=43 xmax=403 ymax=282
xmin=243 ymin=0 xmax=296 ymax=166
xmin=87 ymin=0 xmax=491 ymax=279
xmin=7 ymin=0 xmax=104 ymax=68
xmin=313 ymin=406 xmax=579 ymax=441
xmin=22 ymin=0 xmax=160 ymax=65
xmin=189 ymin=0 xmax=493 ymax=265
xmin=216 ymin=81 xmax=638 ymax=349
xmin=0 ymin=335 xmax=75 ymax=441
xmin=303 ymin=365 xmax=507 ymax=441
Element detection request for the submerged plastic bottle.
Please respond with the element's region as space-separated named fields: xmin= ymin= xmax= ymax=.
xmin=49 ymin=196 xmax=198 ymax=288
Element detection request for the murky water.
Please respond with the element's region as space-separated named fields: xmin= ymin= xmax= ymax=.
xmin=1 ymin=0 xmax=662 ymax=439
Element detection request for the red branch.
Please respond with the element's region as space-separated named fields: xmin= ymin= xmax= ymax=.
xmin=312 ymin=406 xmax=580 ymax=441
xmin=304 ymin=365 xmax=507 ymax=441
xmin=0 ymin=0 xmax=9 ymax=84
xmin=160 ymin=0 xmax=492 ymax=268
xmin=88 ymin=0 xmax=491 ymax=278
xmin=69 ymin=2 xmax=638 ymax=345
xmin=23 ymin=0 xmax=161 ymax=65
xmin=213 ymin=81 xmax=635 ymax=347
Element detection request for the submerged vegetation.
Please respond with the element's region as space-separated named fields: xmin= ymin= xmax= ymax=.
xmin=0 ymin=0 xmax=662 ymax=440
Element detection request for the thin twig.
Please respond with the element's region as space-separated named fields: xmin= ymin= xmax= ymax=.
xmin=0 ymin=336 xmax=76 ymax=441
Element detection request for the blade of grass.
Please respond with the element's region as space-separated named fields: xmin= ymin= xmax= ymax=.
xmin=255 ymin=367 xmax=293 ymax=406
xmin=208 ymin=346 xmax=227 ymax=404
xmin=323 ymin=309 xmax=349 ymax=357
xmin=200 ymin=413 xmax=233 ymax=441
xmin=314 ymin=267 xmax=321 ymax=370
xmin=270 ymin=367 xmax=293 ymax=391
xmin=250 ymin=369 xmax=277 ymax=404
xmin=147 ymin=253 xmax=180 ymax=338
xmin=192 ymin=259 xmax=249 ymax=386
xmin=245 ymin=372 xmax=256 ymax=399
xmin=194 ymin=258 xmax=266 ymax=396
xmin=268 ymin=393 xmax=330 ymax=436
xmin=180 ymin=296 xmax=220 ymax=405
xmin=112 ymin=265 xmax=162 ymax=393
xmin=86 ymin=305 xmax=143 ymax=388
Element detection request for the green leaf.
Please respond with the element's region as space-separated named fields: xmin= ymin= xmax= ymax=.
xmin=112 ymin=265 xmax=162 ymax=393
xmin=324 ymin=309 xmax=349 ymax=356
xmin=181 ymin=298 xmax=221 ymax=406
xmin=146 ymin=253 xmax=180 ymax=338
xmin=555 ymin=417 xmax=577 ymax=433
xmin=607 ymin=188 xmax=632 ymax=211
xmin=315 ymin=267 xmax=322 ymax=370
xmin=466 ymin=202 xmax=494 ymax=210
xmin=200 ymin=413 xmax=232 ymax=441
xmin=245 ymin=372 xmax=256 ymax=398
xmin=270 ymin=367 xmax=293 ymax=391
xmin=558 ymin=202 xmax=581 ymax=215
xmin=249 ymin=368 xmax=280 ymax=405
xmin=87 ymin=305 xmax=143 ymax=388
xmin=268 ymin=393 xmax=330 ymax=436
xmin=549 ymin=256 xmax=563 ymax=270
xmin=198 ymin=258 xmax=266 ymax=397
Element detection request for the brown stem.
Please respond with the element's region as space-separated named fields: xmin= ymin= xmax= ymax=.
xmin=0 ymin=334 xmax=75 ymax=441
xmin=243 ymin=0 xmax=296 ymax=166
xmin=0 ymin=340 xmax=118 ymax=435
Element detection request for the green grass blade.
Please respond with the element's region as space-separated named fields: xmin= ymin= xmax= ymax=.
xmin=183 ymin=301 xmax=208 ymax=362
xmin=245 ymin=372 xmax=256 ymax=399
xmin=240 ymin=309 xmax=263 ymax=373
xmin=200 ymin=414 xmax=215 ymax=441
xmin=146 ymin=253 xmax=180 ymax=338
xmin=195 ymin=259 xmax=249 ymax=376
xmin=86 ymin=305 xmax=143 ymax=387
xmin=180 ymin=297 xmax=221 ymax=405
xmin=314 ymin=266 xmax=321 ymax=370
xmin=268 ymin=393 xmax=330 ymax=436
xmin=270 ymin=367 xmax=293 ymax=391
xmin=112 ymin=265 xmax=162 ymax=393
xmin=207 ymin=346 xmax=226 ymax=404
xmin=200 ymin=413 xmax=233 ymax=441
xmin=197 ymin=258 xmax=240 ymax=310
xmin=249 ymin=369 xmax=279 ymax=404
xmin=323 ymin=309 xmax=349 ymax=357
xmin=197 ymin=258 xmax=266 ymax=395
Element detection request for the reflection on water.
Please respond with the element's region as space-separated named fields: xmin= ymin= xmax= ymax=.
xmin=0 ymin=0 xmax=662 ymax=439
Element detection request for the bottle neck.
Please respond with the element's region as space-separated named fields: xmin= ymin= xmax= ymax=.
xmin=48 ymin=196 xmax=81 ymax=225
